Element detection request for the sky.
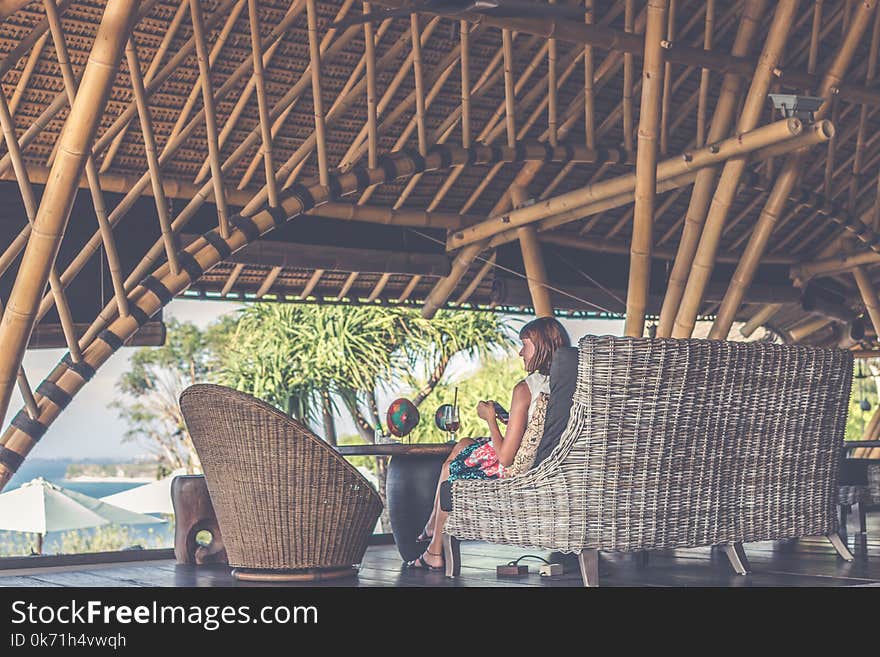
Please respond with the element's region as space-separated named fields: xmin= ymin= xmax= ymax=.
xmin=3 ymin=300 xmax=624 ymax=462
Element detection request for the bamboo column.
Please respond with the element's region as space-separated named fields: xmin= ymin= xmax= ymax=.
xmin=709 ymin=0 xmax=878 ymax=339
xmin=306 ymin=0 xmax=330 ymax=187
xmin=502 ymin=28 xmax=517 ymax=147
xmin=422 ymin=243 xmax=487 ymax=319
xmin=0 ymin=0 xmax=139 ymax=457
xmin=696 ymin=0 xmax=714 ymax=146
xmin=622 ymin=0 xmax=635 ymax=152
xmin=740 ymin=302 xmax=782 ymax=337
xmin=364 ymin=2 xmax=379 ymax=170
xmin=247 ymin=0 xmax=280 ymax=209
xmin=655 ymin=0 xmax=768 ymax=337
xmin=189 ymin=0 xmax=231 ymax=239
xmin=512 ymin=185 xmax=553 ymax=317
xmin=584 ymin=0 xmax=595 ymax=150
xmin=854 ymin=267 xmax=880 ymax=337
xmin=659 ymin=0 xmax=675 ymax=155
xmin=670 ymin=0 xmax=800 ymax=339
xmin=625 ymin=0 xmax=668 ymax=338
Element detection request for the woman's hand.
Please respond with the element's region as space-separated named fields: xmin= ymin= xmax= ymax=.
xmin=476 ymin=400 xmax=496 ymax=422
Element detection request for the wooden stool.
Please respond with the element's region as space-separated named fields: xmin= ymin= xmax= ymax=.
xmin=170 ymin=474 xmax=228 ymax=565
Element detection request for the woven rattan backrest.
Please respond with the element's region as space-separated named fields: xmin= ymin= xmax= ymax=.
xmin=180 ymin=384 xmax=382 ymax=567
xmin=551 ymin=336 xmax=853 ymax=551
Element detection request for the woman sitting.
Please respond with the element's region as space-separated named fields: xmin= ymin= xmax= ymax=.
xmin=406 ymin=316 xmax=571 ymax=570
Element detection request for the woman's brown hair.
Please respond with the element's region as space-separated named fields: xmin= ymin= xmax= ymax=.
xmin=519 ymin=317 xmax=571 ymax=375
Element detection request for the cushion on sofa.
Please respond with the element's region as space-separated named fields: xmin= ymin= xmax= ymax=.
xmin=532 ymin=346 xmax=578 ymax=468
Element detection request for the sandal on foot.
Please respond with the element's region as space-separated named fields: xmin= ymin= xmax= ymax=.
xmin=405 ymin=550 xmax=444 ymax=571
xmin=416 ymin=529 xmax=433 ymax=542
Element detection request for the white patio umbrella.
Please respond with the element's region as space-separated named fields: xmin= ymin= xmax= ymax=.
xmin=0 ymin=477 xmax=165 ymax=553
xmin=99 ymin=470 xmax=185 ymax=515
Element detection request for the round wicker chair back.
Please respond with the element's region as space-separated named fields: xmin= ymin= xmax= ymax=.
xmin=180 ymin=384 xmax=383 ymax=572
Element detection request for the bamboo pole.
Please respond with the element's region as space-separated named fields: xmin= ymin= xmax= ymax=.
xmin=671 ymin=0 xmax=800 ymax=340
xmin=306 ymin=0 xmax=330 ymax=187
xmin=709 ymin=0 xmax=879 ymax=340
xmin=410 ymin=13 xmax=428 ymax=157
xmin=100 ymin=0 xmax=189 ymax=173
xmin=659 ymin=0 xmax=675 ymax=156
xmin=8 ymin=31 xmax=48 ymax=117
xmin=398 ymin=275 xmax=421 ymax=303
xmin=364 ymin=2 xmax=379 ymax=170
xmin=502 ymin=28 xmax=516 ymax=147
xmin=854 ymin=267 xmax=880 ymax=338
xmin=622 ymin=0 xmax=635 ymax=152
xmin=43 ymin=0 xmax=131 ymax=319
xmin=247 ymin=0 xmax=280 ymax=209
xmin=788 ymin=315 xmax=834 ymax=342
xmin=518 ymin=225 xmax=553 ymax=317
xmin=255 ymin=266 xmax=283 ymax=299
xmin=367 ymin=273 xmax=392 ymax=303
xmin=584 ymin=0 xmax=595 ymax=149
xmin=455 ymin=254 xmax=495 ymax=305
xmin=301 ymin=269 xmax=325 ymax=299
xmin=221 ymin=264 xmax=244 ymax=297
xmin=460 ymin=19 xmax=471 ymax=149
xmin=696 ymin=0 xmax=714 ymax=146
xmin=491 ymin=122 xmax=832 ymax=248
xmin=740 ymin=302 xmax=782 ymax=337
xmin=189 ymin=0 xmax=231 ymax=239
xmin=448 ymin=118 xmax=805 ymax=251
xmin=625 ymin=0 xmax=668 ymax=338
xmin=422 ymin=243 xmax=486 ymax=319
xmin=338 ymin=272 xmax=359 ymax=299
xmin=547 ymin=0 xmax=558 ymax=148
xmin=655 ymin=0 xmax=768 ymax=337
xmin=0 ymin=0 xmax=140 ymax=461
xmin=125 ymin=39 xmax=180 ymax=277
xmin=311 ymin=202 xmax=465 ymax=228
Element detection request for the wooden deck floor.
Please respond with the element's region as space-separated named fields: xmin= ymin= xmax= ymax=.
xmin=2 ymin=513 xmax=878 ymax=587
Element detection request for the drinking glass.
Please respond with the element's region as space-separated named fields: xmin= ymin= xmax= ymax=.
xmin=444 ymin=405 xmax=460 ymax=442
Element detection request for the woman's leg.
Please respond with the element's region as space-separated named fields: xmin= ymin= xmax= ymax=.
xmin=421 ymin=438 xmax=474 ymax=538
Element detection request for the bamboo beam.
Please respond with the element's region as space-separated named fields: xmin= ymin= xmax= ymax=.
xmin=124 ymin=38 xmax=180 ymax=277
xmin=43 ymin=0 xmax=131 ymax=319
xmin=460 ymin=18 xmax=471 ymax=149
xmin=398 ymin=275 xmax=421 ymax=303
xmin=0 ymin=0 xmax=140 ymax=465
xmin=300 ymin=269 xmax=325 ymax=298
xmin=626 ymin=0 xmax=667 ymax=338
xmin=583 ymin=0 xmax=595 ymax=149
xmin=306 ymin=0 xmax=330 ymax=186
xmin=788 ymin=315 xmax=834 ymax=342
xmin=99 ymin=0 xmax=189 ymax=174
xmin=518 ymin=225 xmax=553 ymax=317
xmin=539 ymin=233 xmax=796 ymax=265
xmin=410 ymin=13 xmax=428 ymax=156
xmin=740 ymin=302 xmax=783 ymax=337
xmin=338 ymin=272 xmax=359 ymax=299
xmin=501 ymin=28 xmax=517 ymax=147
xmin=622 ymin=0 xmax=635 ymax=153
xmin=247 ymin=0 xmax=280 ymax=209
xmin=449 ymin=118 xmax=805 ymax=251
xmin=854 ymin=267 xmax=880 ymax=338
xmin=480 ymin=122 xmax=833 ymax=249
xmin=455 ymin=253 xmax=495 ymax=305
xmin=189 ymin=0 xmax=232 ymax=239
xmin=8 ymin=31 xmax=48 ymax=117
xmin=255 ymin=266 xmax=283 ymax=299
xmin=367 ymin=273 xmax=392 ymax=302
xmin=671 ymin=0 xmax=800 ymax=340
xmin=656 ymin=0 xmax=768 ymax=337
xmin=309 ymin=202 xmax=465 ymax=228
xmin=696 ymin=0 xmax=714 ymax=146
xmin=422 ymin=243 xmax=486 ymax=319
xmin=364 ymin=2 xmax=379 ymax=169
xmin=221 ymin=263 xmax=245 ymax=297
xmin=659 ymin=0 xmax=676 ymax=155
xmin=709 ymin=0 xmax=879 ymax=340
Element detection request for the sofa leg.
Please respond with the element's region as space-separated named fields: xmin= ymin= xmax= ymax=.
xmin=722 ymin=543 xmax=750 ymax=575
xmin=442 ymin=533 xmax=461 ymax=578
xmin=578 ymin=549 xmax=599 ymax=587
xmin=827 ymin=532 xmax=855 ymax=562
xmin=839 ymin=504 xmax=849 ymax=540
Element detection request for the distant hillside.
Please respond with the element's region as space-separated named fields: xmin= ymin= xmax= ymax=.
xmin=65 ymin=462 xmax=159 ymax=480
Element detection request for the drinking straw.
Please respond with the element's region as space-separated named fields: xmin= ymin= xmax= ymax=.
xmin=453 ymin=386 xmax=458 ymax=412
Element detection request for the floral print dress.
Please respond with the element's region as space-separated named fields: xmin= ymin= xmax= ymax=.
xmin=447 ymin=372 xmax=550 ymax=481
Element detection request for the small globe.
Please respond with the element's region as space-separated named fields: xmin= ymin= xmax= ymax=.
xmin=386 ymin=398 xmax=420 ymax=437
xmin=435 ymin=404 xmax=454 ymax=432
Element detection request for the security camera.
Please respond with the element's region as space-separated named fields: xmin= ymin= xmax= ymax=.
xmin=768 ymin=94 xmax=825 ymax=122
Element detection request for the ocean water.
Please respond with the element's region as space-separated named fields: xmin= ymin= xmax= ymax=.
xmin=1 ymin=459 xmax=174 ymax=555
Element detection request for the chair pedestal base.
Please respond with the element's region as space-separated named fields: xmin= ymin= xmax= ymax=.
xmin=231 ymin=566 xmax=358 ymax=582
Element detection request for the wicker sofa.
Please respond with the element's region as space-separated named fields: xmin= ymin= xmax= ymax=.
xmin=180 ymin=384 xmax=383 ymax=582
xmin=441 ymin=335 xmax=855 ymax=586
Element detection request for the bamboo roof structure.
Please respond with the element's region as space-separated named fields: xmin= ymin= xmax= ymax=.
xmin=4 ymin=0 xmax=880 ymax=486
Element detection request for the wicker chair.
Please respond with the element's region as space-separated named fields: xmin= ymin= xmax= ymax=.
xmin=441 ymin=336 xmax=855 ymax=586
xmin=180 ymin=384 xmax=383 ymax=582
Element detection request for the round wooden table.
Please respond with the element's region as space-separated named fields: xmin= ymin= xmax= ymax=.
xmin=337 ymin=442 xmax=455 ymax=561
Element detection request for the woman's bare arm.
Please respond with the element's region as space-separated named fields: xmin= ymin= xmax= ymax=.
xmin=482 ymin=381 xmax=531 ymax=468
